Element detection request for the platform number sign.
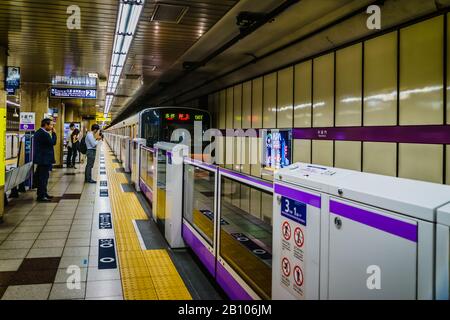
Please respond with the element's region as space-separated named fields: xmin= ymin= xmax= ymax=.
xmin=280 ymin=196 xmax=307 ymax=299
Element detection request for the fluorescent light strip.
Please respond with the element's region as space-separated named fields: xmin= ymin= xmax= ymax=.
xmin=105 ymin=0 xmax=145 ymax=116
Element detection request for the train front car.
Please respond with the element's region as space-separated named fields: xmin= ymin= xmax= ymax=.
xmin=139 ymin=107 xmax=211 ymax=155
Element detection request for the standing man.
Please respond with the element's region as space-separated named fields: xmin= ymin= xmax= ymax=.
xmin=85 ymin=123 xmax=101 ymax=184
xmin=33 ymin=118 xmax=57 ymax=202
xmin=66 ymin=122 xmax=75 ymax=168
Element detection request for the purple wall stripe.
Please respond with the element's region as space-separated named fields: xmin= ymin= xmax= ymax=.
xmin=329 ymin=200 xmax=418 ymax=242
xmin=274 ymin=184 xmax=321 ymax=208
xmin=182 ymin=223 xmax=215 ymax=277
xmin=293 ymin=125 xmax=450 ymax=144
xmin=220 ymin=168 xmax=273 ymax=190
xmin=216 ymin=262 xmax=254 ymax=300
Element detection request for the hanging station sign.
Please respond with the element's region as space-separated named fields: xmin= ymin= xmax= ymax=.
xmin=50 ymin=87 xmax=97 ymax=99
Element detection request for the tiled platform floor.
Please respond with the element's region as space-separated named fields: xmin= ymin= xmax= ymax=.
xmin=0 ymin=156 xmax=123 ymax=300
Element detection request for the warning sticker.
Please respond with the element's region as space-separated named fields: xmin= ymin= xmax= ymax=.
xmin=280 ymin=196 xmax=307 ymax=299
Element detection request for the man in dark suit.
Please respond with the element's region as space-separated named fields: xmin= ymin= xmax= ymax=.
xmin=33 ymin=118 xmax=57 ymax=202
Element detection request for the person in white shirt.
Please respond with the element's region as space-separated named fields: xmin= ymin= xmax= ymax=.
xmin=85 ymin=123 xmax=102 ymax=183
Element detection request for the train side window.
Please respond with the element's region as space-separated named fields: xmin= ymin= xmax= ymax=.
xmin=219 ymin=176 xmax=273 ymax=299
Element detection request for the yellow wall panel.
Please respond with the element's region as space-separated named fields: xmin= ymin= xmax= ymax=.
xmin=250 ymin=189 xmax=261 ymax=219
xmin=263 ymin=73 xmax=277 ymax=128
xmin=252 ymin=77 xmax=263 ymax=128
xmin=261 ymin=192 xmax=273 ymax=225
xmin=226 ymin=87 xmax=234 ymax=128
xmin=277 ymin=67 xmax=293 ymax=128
xmin=447 ymin=145 xmax=450 ymax=185
xmin=334 ymin=141 xmax=361 ymax=171
xmin=234 ymin=84 xmax=242 ymax=129
xmin=398 ymin=143 xmax=443 ymax=183
xmin=242 ymin=81 xmax=252 ymax=129
xmin=363 ymin=142 xmax=397 ymax=177
xmin=313 ymin=53 xmax=334 ymax=127
xmin=400 ymin=16 xmax=444 ymax=125
xmin=219 ymin=90 xmax=226 ymax=129
xmin=364 ymin=31 xmax=398 ymax=126
xmin=293 ymin=139 xmax=311 ymax=163
xmin=336 ymin=43 xmax=362 ymax=127
xmin=294 ymin=60 xmax=312 ymax=128
xmin=241 ymin=137 xmax=251 ymax=175
xmin=250 ymin=137 xmax=262 ymax=178
xmin=312 ymin=140 xmax=334 ymax=167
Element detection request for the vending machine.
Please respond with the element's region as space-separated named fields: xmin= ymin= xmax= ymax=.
xmin=273 ymin=162 xmax=450 ymax=300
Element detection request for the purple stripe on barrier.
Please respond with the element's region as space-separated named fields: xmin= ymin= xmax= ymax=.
xmin=139 ymin=178 xmax=153 ymax=204
xmin=220 ymin=168 xmax=273 ymax=189
xmin=182 ymin=223 xmax=215 ymax=276
xmin=184 ymin=158 xmax=218 ymax=171
xmin=141 ymin=146 xmax=155 ymax=153
xmin=274 ymin=184 xmax=321 ymax=208
xmin=293 ymin=125 xmax=450 ymax=144
xmin=216 ymin=262 xmax=253 ymax=300
xmin=330 ymin=200 xmax=418 ymax=242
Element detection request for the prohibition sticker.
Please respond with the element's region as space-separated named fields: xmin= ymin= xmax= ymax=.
xmin=294 ymin=265 xmax=304 ymax=286
xmin=294 ymin=227 xmax=304 ymax=248
xmin=282 ymin=257 xmax=291 ymax=277
xmin=282 ymin=221 xmax=291 ymax=241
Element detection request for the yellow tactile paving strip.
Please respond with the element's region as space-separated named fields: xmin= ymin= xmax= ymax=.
xmin=103 ymin=145 xmax=192 ymax=300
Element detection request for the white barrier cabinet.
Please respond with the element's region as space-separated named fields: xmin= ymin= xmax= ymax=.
xmin=273 ymin=163 xmax=450 ymax=300
xmin=153 ymin=142 xmax=188 ymax=248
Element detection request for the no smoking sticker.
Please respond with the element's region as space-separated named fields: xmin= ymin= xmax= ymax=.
xmin=282 ymin=221 xmax=291 ymax=241
xmin=294 ymin=265 xmax=304 ymax=286
xmin=294 ymin=227 xmax=304 ymax=248
xmin=282 ymin=257 xmax=291 ymax=277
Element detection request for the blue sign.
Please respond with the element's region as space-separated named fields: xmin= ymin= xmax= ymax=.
xmin=98 ymin=239 xmax=117 ymax=269
xmin=99 ymin=213 xmax=112 ymax=229
xmin=100 ymin=181 xmax=107 ymax=187
xmin=50 ymin=87 xmax=97 ymax=99
xmin=100 ymin=189 xmax=108 ymax=197
xmin=281 ymin=196 xmax=307 ymax=226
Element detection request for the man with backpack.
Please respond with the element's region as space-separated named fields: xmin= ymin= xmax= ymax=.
xmin=81 ymin=124 xmax=102 ymax=184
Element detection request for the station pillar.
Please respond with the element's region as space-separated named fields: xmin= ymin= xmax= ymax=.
xmin=21 ymin=83 xmax=65 ymax=167
xmin=0 ymin=47 xmax=6 ymax=221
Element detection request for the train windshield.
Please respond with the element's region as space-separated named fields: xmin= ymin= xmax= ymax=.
xmin=140 ymin=108 xmax=211 ymax=151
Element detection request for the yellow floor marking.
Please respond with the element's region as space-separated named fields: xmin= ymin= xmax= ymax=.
xmin=103 ymin=145 xmax=192 ymax=300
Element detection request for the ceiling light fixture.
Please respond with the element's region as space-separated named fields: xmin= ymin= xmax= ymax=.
xmin=104 ymin=0 xmax=145 ymax=117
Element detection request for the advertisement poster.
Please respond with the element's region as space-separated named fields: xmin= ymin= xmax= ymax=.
xmin=5 ymin=66 xmax=20 ymax=95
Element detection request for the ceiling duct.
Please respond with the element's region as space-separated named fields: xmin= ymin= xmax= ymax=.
xmin=151 ymin=3 xmax=189 ymax=24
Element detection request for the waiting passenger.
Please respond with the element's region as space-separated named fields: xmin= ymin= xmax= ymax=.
xmin=84 ymin=124 xmax=102 ymax=184
xmin=33 ymin=118 xmax=57 ymax=202
xmin=66 ymin=122 xmax=75 ymax=168
xmin=70 ymin=128 xmax=80 ymax=169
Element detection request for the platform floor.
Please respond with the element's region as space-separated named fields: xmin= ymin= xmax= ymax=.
xmin=0 ymin=143 xmax=223 ymax=300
